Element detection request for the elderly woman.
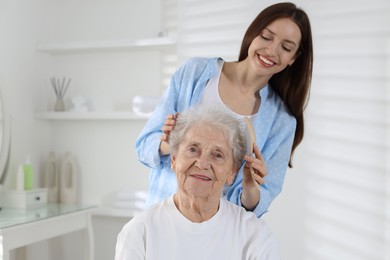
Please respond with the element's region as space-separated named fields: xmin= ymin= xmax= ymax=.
xmin=115 ymin=106 xmax=281 ymax=260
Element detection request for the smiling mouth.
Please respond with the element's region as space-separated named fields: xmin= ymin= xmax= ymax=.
xmin=191 ymin=174 xmax=211 ymax=181
xmin=259 ymin=55 xmax=275 ymax=66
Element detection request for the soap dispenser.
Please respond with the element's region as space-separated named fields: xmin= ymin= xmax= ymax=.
xmin=23 ymin=155 xmax=34 ymax=190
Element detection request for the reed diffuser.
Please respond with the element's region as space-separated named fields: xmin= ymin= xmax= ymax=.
xmin=50 ymin=76 xmax=71 ymax=111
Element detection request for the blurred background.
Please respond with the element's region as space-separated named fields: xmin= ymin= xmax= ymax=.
xmin=0 ymin=0 xmax=389 ymax=259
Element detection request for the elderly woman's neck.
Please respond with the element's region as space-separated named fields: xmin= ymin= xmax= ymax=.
xmin=173 ymin=194 xmax=220 ymax=223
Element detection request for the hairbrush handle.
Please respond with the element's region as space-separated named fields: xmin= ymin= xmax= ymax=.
xmin=243 ymin=117 xmax=256 ymax=155
xmin=243 ymin=117 xmax=256 ymax=176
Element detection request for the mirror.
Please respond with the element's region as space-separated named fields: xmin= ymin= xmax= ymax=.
xmin=0 ymin=88 xmax=11 ymax=184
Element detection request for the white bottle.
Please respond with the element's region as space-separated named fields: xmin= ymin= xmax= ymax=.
xmin=42 ymin=152 xmax=59 ymax=203
xmin=59 ymin=152 xmax=78 ymax=204
xmin=16 ymin=164 xmax=25 ymax=191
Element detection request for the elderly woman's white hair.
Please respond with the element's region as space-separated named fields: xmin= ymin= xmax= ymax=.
xmin=169 ymin=106 xmax=247 ymax=170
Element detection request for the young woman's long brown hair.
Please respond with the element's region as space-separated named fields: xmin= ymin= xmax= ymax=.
xmin=238 ymin=2 xmax=313 ymax=167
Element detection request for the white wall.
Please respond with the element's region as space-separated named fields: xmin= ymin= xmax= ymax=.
xmin=0 ymin=0 xmax=52 ymax=189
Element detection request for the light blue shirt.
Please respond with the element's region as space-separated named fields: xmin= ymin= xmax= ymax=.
xmin=135 ymin=57 xmax=296 ymax=217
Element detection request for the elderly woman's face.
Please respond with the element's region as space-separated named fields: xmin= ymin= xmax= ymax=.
xmin=171 ymin=124 xmax=236 ymax=199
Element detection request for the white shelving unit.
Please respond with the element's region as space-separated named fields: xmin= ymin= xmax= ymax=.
xmin=35 ymin=111 xmax=149 ymax=121
xmin=35 ymin=36 xmax=175 ymax=118
xmin=35 ymin=35 xmax=169 ymax=231
xmin=36 ymin=37 xmax=176 ymax=54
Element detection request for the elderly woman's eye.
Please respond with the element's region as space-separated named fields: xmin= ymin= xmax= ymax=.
xmin=188 ymin=146 xmax=197 ymax=153
xmin=214 ymin=152 xmax=224 ymax=159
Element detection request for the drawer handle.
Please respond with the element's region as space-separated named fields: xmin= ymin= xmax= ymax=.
xmin=35 ymin=196 xmax=41 ymax=201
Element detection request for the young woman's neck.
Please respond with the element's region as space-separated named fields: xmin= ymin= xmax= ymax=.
xmin=235 ymin=60 xmax=270 ymax=94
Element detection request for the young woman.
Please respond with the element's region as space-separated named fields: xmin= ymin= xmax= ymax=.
xmin=135 ymin=2 xmax=313 ymax=217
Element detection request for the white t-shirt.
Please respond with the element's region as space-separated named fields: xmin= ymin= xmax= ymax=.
xmin=115 ymin=196 xmax=282 ymax=260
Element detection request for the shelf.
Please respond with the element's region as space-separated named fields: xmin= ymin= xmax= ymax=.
xmin=92 ymin=206 xmax=143 ymax=218
xmin=36 ymin=37 xmax=177 ymax=54
xmin=35 ymin=111 xmax=149 ymax=120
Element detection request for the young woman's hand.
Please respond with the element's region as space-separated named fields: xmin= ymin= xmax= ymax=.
xmin=241 ymin=143 xmax=267 ymax=210
xmin=159 ymin=113 xmax=178 ymax=155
